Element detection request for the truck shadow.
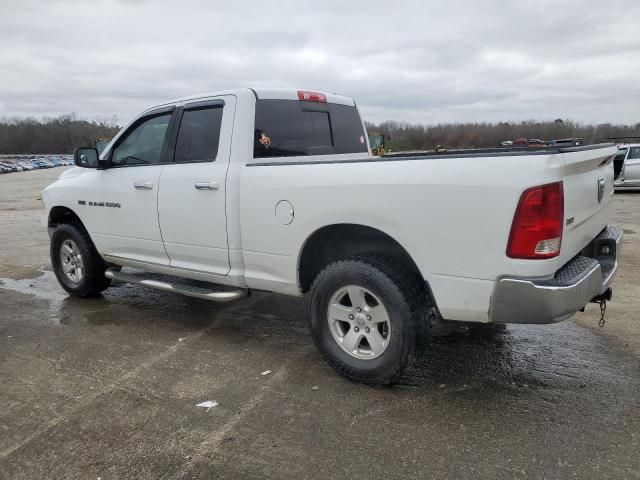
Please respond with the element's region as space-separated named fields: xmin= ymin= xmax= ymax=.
xmin=400 ymin=326 xmax=534 ymax=389
xmin=399 ymin=319 xmax=632 ymax=395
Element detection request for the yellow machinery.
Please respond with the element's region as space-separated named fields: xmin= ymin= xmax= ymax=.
xmin=94 ymin=137 xmax=113 ymax=155
xmin=368 ymin=132 xmax=389 ymax=156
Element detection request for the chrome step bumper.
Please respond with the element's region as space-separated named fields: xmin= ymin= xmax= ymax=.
xmin=490 ymin=225 xmax=622 ymax=324
xmin=105 ymin=269 xmax=248 ymax=303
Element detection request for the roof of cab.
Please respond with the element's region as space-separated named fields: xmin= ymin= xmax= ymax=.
xmin=252 ymin=88 xmax=356 ymax=106
xmin=145 ymin=87 xmax=355 ymax=113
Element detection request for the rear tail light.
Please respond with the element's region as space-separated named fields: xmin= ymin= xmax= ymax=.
xmin=507 ymin=181 xmax=564 ymax=259
xmin=298 ymin=91 xmax=327 ymax=103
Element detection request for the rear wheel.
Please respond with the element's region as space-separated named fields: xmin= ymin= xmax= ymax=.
xmin=308 ymin=255 xmax=429 ymax=385
xmin=51 ymin=223 xmax=111 ymax=297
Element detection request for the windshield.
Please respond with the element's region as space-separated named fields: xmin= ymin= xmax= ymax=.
xmin=368 ymin=134 xmax=383 ymax=149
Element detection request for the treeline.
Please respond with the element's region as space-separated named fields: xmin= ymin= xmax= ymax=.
xmin=1 ymin=114 xmax=639 ymax=154
xmin=0 ymin=114 xmax=120 ymax=154
xmin=365 ymin=119 xmax=640 ymax=151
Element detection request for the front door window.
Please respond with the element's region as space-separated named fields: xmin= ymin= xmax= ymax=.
xmin=112 ymin=114 xmax=171 ymax=166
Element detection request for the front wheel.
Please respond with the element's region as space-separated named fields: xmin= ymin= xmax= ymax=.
xmin=50 ymin=223 xmax=111 ymax=297
xmin=307 ymin=255 xmax=429 ymax=385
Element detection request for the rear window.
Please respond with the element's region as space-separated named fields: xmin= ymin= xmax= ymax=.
xmin=253 ymin=100 xmax=367 ymax=158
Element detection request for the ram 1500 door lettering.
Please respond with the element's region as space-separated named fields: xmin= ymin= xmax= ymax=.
xmin=43 ymin=88 xmax=622 ymax=385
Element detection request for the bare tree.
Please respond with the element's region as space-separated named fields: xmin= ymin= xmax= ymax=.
xmin=0 ymin=114 xmax=121 ymax=154
xmin=365 ymin=119 xmax=640 ymax=151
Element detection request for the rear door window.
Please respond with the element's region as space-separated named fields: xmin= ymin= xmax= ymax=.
xmin=174 ymin=106 xmax=223 ymax=163
xmin=253 ymin=100 xmax=367 ymax=158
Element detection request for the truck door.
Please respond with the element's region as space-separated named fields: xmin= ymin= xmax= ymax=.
xmin=77 ymin=108 xmax=174 ymax=266
xmin=157 ymin=96 xmax=235 ymax=275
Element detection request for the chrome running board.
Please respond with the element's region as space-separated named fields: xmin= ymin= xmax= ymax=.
xmin=105 ymin=268 xmax=248 ymax=303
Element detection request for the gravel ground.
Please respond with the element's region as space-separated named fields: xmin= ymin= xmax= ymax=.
xmin=0 ymin=168 xmax=639 ymax=479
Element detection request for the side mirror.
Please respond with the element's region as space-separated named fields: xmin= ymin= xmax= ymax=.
xmin=73 ymin=147 xmax=109 ymax=169
xmin=74 ymin=147 xmax=99 ymax=168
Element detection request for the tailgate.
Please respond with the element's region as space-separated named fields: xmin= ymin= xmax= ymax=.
xmin=559 ymin=144 xmax=618 ymax=264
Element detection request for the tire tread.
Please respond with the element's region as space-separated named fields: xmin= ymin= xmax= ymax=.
xmin=51 ymin=222 xmax=111 ymax=297
xmin=307 ymin=254 xmax=430 ymax=385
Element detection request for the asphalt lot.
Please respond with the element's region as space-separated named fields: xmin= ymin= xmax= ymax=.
xmin=1 ymin=168 xmax=639 ymax=480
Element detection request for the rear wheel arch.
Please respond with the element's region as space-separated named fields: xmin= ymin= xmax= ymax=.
xmin=297 ymin=223 xmax=427 ymax=294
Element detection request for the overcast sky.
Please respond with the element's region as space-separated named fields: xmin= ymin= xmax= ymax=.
xmin=1 ymin=0 xmax=639 ymax=125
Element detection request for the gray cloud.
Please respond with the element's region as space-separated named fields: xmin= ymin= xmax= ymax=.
xmin=1 ymin=0 xmax=639 ymax=125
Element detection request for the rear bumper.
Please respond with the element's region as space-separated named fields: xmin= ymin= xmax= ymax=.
xmin=490 ymin=225 xmax=622 ymax=324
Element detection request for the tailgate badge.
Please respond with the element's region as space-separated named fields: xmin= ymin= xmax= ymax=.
xmin=597 ymin=177 xmax=605 ymax=203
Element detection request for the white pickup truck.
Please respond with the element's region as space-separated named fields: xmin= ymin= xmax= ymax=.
xmin=42 ymin=88 xmax=622 ymax=385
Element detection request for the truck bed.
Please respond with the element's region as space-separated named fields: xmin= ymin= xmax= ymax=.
xmin=382 ymin=143 xmax=616 ymax=160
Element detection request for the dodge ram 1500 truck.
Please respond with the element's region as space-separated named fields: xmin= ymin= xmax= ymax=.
xmin=42 ymin=88 xmax=621 ymax=385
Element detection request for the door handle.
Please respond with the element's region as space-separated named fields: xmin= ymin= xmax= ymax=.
xmin=194 ymin=181 xmax=219 ymax=190
xmin=134 ymin=181 xmax=154 ymax=190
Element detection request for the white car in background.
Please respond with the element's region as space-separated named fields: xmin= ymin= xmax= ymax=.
xmin=613 ymin=144 xmax=640 ymax=189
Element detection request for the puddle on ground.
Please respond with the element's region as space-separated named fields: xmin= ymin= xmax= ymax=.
xmin=0 ymin=270 xmax=121 ymax=325
xmin=2 ymin=269 xmax=637 ymax=404
xmin=0 ymin=269 xmax=228 ymax=328
xmin=0 ymin=270 xmax=68 ymax=323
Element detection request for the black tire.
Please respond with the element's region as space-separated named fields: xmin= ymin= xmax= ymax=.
xmin=307 ymin=255 xmax=429 ymax=385
xmin=50 ymin=223 xmax=111 ymax=297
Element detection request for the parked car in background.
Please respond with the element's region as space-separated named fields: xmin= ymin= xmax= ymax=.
xmin=614 ymin=144 xmax=640 ymax=189
xmin=548 ymin=138 xmax=583 ymax=147
xmin=0 ymin=155 xmax=73 ymax=175
xmin=528 ymin=138 xmax=546 ymax=148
